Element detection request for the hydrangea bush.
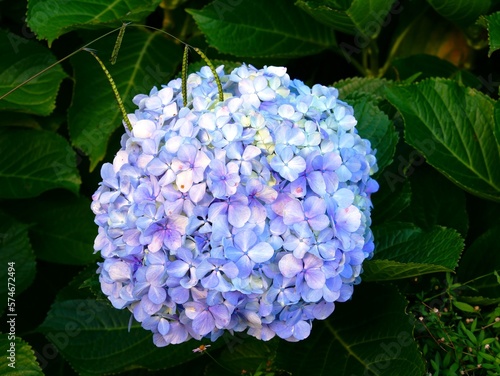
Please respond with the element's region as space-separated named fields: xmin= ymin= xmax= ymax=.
xmin=91 ymin=64 xmax=378 ymax=345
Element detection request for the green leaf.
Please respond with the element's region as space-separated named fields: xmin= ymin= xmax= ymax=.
xmin=372 ymin=178 xmax=411 ymax=224
xmin=0 ymin=212 xmax=36 ymax=311
xmin=388 ymin=54 xmax=482 ymax=89
xmin=0 ymin=112 xmax=41 ymax=130
xmin=349 ymin=95 xmax=398 ymax=172
xmin=20 ymin=195 xmax=99 ymax=265
xmin=399 ymin=166 xmax=468 ymax=237
xmin=386 ymin=79 xmax=500 ymax=202
xmin=0 ymin=128 xmax=81 ymax=198
xmin=363 ymin=259 xmax=459 ymax=281
xmin=206 ymin=336 xmax=278 ymax=376
xmin=456 ymin=222 xmax=500 ymax=301
xmin=0 ymin=335 xmax=43 ymax=375
xmin=37 ymin=299 xmax=224 ymax=375
xmin=427 ymin=0 xmax=491 ymax=27
xmin=0 ymin=30 xmax=66 ymax=116
xmin=55 ymin=264 xmax=104 ymax=302
xmin=363 ymin=222 xmax=464 ymax=281
xmin=373 ymin=223 xmax=463 ymax=267
xmin=347 ymin=0 xmax=397 ymax=38
xmin=459 ymin=295 xmax=500 ymax=305
xmin=479 ymin=12 xmax=500 ymax=56
xmin=187 ymin=0 xmax=337 ymax=58
xmin=68 ymin=28 xmax=183 ymax=170
xmin=390 ymin=54 xmax=459 ymax=81
xmin=452 ymin=301 xmax=476 ymax=313
xmin=26 ymin=0 xmax=162 ymax=44
xmin=296 ymin=0 xmax=399 ymax=38
xmin=335 ymin=76 xmax=393 ymax=101
xmin=274 ymin=283 xmax=425 ymax=376
xmin=295 ymin=0 xmax=356 ymax=35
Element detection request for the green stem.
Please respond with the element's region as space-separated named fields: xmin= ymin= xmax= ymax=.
xmin=377 ymin=11 xmax=425 ymax=78
xmin=368 ymin=40 xmax=379 ymax=78
xmin=84 ymin=49 xmax=133 ymax=131
xmin=182 ymin=45 xmax=189 ymax=107
xmin=193 ymin=47 xmax=224 ymax=102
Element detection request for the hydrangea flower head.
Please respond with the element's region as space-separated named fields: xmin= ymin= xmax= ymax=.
xmin=92 ymin=63 xmax=378 ymax=346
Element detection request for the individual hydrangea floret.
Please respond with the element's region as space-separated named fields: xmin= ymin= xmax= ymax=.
xmin=91 ymin=63 xmax=379 ymax=346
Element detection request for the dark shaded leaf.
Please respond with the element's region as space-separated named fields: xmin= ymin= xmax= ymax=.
xmin=187 ymin=0 xmax=337 ymax=58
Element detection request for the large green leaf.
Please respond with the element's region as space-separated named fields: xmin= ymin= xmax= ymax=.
xmin=347 ymin=0 xmax=397 ymax=38
xmin=0 ymin=213 xmax=36 ymax=312
xmin=348 ymin=95 xmax=398 ymax=172
xmin=479 ymin=11 xmax=500 ymax=56
xmin=335 ymin=76 xmax=393 ymax=101
xmin=388 ymin=55 xmax=482 ymax=89
xmin=0 ymin=335 xmax=43 ymax=375
xmin=68 ymin=28 xmax=182 ymax=170
xmin=37 ymin=299 xmax=224 ymax=375
xmin=0 ymin=30 xmax=66 ymax=116
xmin=363 ymin=222 xmax=464 ymax=281
xmin=296 ymin=0 xmax=398 ymax=38
xmin=386 ymin=79 xmax=500 ymax=202
xmin=390 ymin=54 xmax=462 ymax=81
xmin=274 ymin=283 xmax=425 ymax=375
xmin=187 ymin=0 xmax=337 ymax=58
xmin=27 ymin=0 xmax=162 ymax=44
xmin=427 ymin=0 xmax=491 ymax=27
xmin=295 ymin=0 xmax=356 ymax=35
xmin=17 ymin=195 xmax=99 ymax=265
xmin=0 ymin=128 xmax=81 ymax=198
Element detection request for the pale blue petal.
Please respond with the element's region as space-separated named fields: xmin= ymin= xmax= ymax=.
xmin=282 ymin=199 xmax=304 ymax=225
xmin=148 ymin=285 xmax=166 ymax=305
xmin=306 ymin=171 xmax=326 ymax=195
xmin=193 ymin=311 xmax=215 ymax=335
xmin=308 ymin=214 xmax=330 ymax=232
xmin=248 ymin=242 xmax=274 ymax=263
xmin=228 ymin=203 xmax=251 ymax=228
xmin=305 ymin=269 xmax=326 ymax=289
xmin=167 ymin=260 xmax=189 ymax=278
xmin=278 ymin=254 xmax=303 ymax=278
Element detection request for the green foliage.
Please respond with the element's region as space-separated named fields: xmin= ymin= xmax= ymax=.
xmin=347 ymin=94 xmax=398 ymax=171
xmin=68 ymin=28 xmax=183 ymax=170
xmin=0 ymin=128 xmax=81 ymax=198
xmin=363 ymin=223 xmax=464 ymax=281
xmin=0 ymin=213 xmax=36 ymax=311
xmin=0 ymin=334 xmax=44 ymax=375
xmin=386 ymin=79 xmax=500 ymax=202
xmin=8 ymin=194 xmax=101 ymax=265
xmin=479 ymin=11 xmax=500 ymax=56
xmin=1 ymin=0 xmax=499 ymax=375
xmin=38 ymin=299 xmax=226 ymax=374
xmin=0 ymin=30 xmax=66 ymax=115
xmin=410 ymin=274 xmax=500 ymax=375
xmin=187 ymin=0 xmax=337 ymax=58
xmin=26 ymin=0 xmax=162 ymax=45
xmin=296 ymin=0 xmax=398 ymax=38
xmin=273 ymin=284 xmax=425 ymax=376
xmin=427 ymin=0 xmax=492 ymax=27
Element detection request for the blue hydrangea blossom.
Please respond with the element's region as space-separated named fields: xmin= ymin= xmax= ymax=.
xmin=91 ymin=64 xmax=378 ymax=346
